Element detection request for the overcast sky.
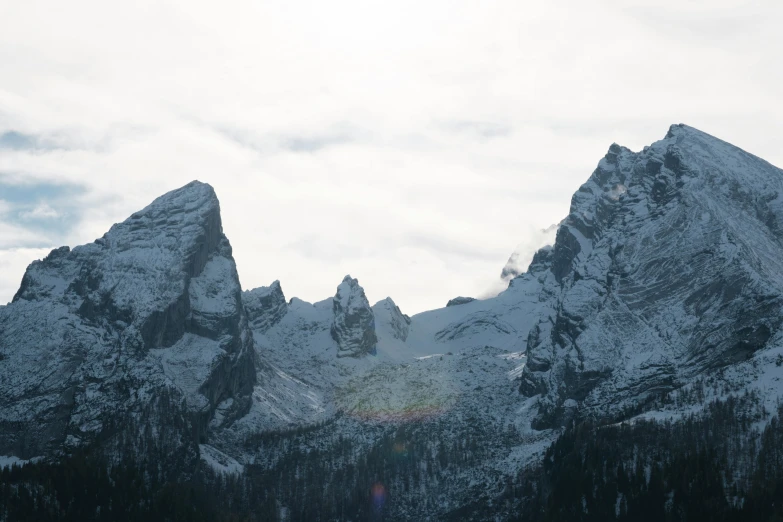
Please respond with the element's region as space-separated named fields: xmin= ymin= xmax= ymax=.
xmin=0 ymin=0 xmax=781 ymax=314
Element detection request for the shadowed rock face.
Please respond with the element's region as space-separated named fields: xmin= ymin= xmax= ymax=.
xmin=243 ymin=281 xmax=288 ymax=333
xmin=520 ymin=124 xmax=783 ymax=428
xmin=0 ymin=181 xmax=256 ymax=459
xmin=331 ymin=275 xmax=377 ymax=357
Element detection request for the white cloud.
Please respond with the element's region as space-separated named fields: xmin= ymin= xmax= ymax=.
xmin=18 ymin=202 xmax=60 ymax=220
xmin=0 ymin=248 xmax=53 ymax=304
xmin=0 ymin=0 xmax=781 ymax=313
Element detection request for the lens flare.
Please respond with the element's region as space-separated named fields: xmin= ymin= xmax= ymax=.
xmin=336 ymin=363 xmax=459 ymax=423
xmin=392 ymin=442 xmax=407 ymax=456
xmin=372 ymin=482 xmax=386 ymax=511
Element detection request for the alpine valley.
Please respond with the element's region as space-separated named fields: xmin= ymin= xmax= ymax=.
xmin=2 ymin=124 xmax=783 ymax=521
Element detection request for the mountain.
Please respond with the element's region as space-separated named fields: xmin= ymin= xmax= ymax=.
xmin=331 ymin=275 xmax=378 ymax=357
xmin=2 ymin=124 xmax=783 ymax=521
xmin=0 ymin=181 xmax=255 ymax=462
xmin=519 ymin=124 xmax=783 ymax=427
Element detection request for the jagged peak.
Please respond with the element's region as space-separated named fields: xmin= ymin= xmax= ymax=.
xmin=340 ymin=274 xmax=358 ymax=285
xmin=372 ymin=297 xmax=410 ymax=320
xmin=126 ymin=180 xmax=218 ymax=220
xmin=373 ymin=296 xmax=397 ymax=307
xmin=244 ymin=280 xmax=284 ymax=299
xmin=243 ymin=280 xmax=287 ymax=332
xmin=335 ymin=275 xmax=367 ymax=306
xmin=332 ymin=275 xmax=376 ymax=357
xmin=372 ymin=296 xmax=411 ymax=342
xmin=13 ymin=180 xmax=232 ymax=307
xmin=664 ymin=122 xmax=704 ymax=140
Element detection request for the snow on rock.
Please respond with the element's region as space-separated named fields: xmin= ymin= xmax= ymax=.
xmin=330 ymin=275 xmax=377 ymax=358
xmin=446 ymin=296 xmax=476 ymax=307
xmin=0 ymin=181 xmax=255 ymax=460
xmin=520 ymin=124 xmax=783 ymax=428
xmin=0 ymin=455 xmax=30 ymax=469
xmin=372 ymin=297 xmax=411 ymax=342
xmin=243 ymin=280 xmax=287 ymax=333
xmin=3 ymin=125 xmax=783 ymax=519
xmin=199 ymin=444 xmax=244 ymax=474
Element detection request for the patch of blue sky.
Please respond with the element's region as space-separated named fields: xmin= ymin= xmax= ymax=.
xmin=0 ymin=131 xmax=38 ymax=151
xmin=0 ymin=178 xmax=86 ymax=239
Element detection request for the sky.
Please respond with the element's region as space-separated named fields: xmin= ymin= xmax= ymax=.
xmin=0 ymin=0 xmax=781 ymax=314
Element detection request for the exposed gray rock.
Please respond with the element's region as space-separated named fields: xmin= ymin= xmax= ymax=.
xmin=446 ymin=296 xmax=476 ymax=307
xmin=243 ymin=281 xmax=287 ymax=333
xmin=0 ymin=181 xmax=256 ymax=459
xmin=520 ymin=124 xmax=783 ymax=428
xmin=330 ymin=275 xmax=377 ymax=357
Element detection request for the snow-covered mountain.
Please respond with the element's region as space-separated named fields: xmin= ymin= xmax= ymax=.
xmin=2 ymin=124 xmax=783 ymax=520
xmin=0 ymin=181 xmax=255 ymax=462
xmin=519 ymin=124 xmax=783 ymax=428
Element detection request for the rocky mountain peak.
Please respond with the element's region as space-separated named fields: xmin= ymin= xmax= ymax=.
xmin=243 ymin=280 xmax=287 ymax=333
xmin=520 ymin=124 xmax=783 ymax=428
xmin=331 ymin=275 xmax=377 ymax=357
xmin=0 ymin=180 xmax=256 ymax=459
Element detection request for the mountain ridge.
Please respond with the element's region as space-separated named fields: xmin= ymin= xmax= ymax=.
xmin=2 ymin=123 xmax=783 ymax=520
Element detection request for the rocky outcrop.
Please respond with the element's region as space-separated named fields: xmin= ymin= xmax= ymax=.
xmin=0 ymin=181 xmax=256 ymax=459
xmin=331 ymin=276 xmax=377 ymax=357
xmin=243 ymin=281 xmax=287 ymax=333
xmin=519 ymin=124 xmax=783 ymax=428
xmin=372 ymin=297 xmax=411 ymax=342
xmin=446 ymin=296 xmax=476 ymax=307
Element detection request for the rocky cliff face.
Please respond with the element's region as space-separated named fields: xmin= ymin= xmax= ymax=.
xmin=0 ymin=181 xmax=255 ymax=459
xmin=243 ymin=281 xmax=287 ymax=333
xmin=519 ymin=124 xmax=783 ymax=427
xmin=330 ymin=276 xmax=377 ymax=357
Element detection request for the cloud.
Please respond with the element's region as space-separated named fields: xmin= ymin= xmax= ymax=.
xmin=0 ymin=248 xmax=53 ymax=304
xmin=0 ymin=0 xmax=781 ymax=312
xmin=0 ymin=131 xmax=37 ymax=150
xmin=18 ymin=202 xmax=60 ymax=220
xmin=0 ymin=178 xmax=87 ymax=242
xmin=440 ymin=120 xmax=512 ymax=139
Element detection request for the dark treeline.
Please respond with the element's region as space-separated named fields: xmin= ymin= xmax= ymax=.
xmin=3 ymin=393 xmax=783 ymax=521
xmin=512 ymin=393 xmax=783 ymax=522
xmin=0 ymin=419 xmax=494 ymax=521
